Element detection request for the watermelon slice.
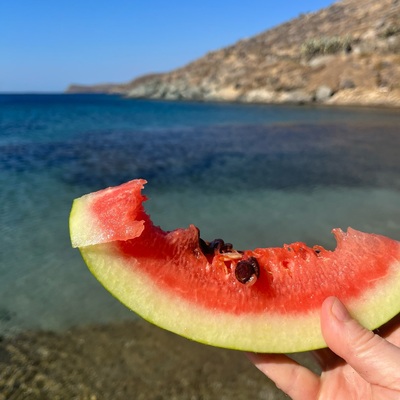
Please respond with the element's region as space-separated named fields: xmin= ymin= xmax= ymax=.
xmin=70 ymin=179 xmax=400 ymax=353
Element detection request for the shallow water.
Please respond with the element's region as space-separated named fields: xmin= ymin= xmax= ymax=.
xmin=1 ymin=94 xmax=399 ymax=335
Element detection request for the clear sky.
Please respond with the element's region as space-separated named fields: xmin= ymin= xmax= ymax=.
xmin=1 ymin=0 xmax=335 ymax=92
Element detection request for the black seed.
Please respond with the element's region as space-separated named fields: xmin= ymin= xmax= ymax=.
xmin=235 ymin=257 xmax=260 ymax=284
xmin=220 ymin=243 xmax=233 ymax=253
xmin=198 ymin=235 xmax=237 ymax=256
xmin=199 ymin=238 xmax=213 ymax=255
xmin=210 ymin=239 xmax=225 ymax=251
xmin=249 ymin=257 xmax=260 ymax=278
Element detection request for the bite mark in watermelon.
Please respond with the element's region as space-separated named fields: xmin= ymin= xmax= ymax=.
xmin=70 ymin=179 xmax=400 ymax=353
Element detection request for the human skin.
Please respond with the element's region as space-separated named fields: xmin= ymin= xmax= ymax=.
xmin=247 ymin=296 xmax=400 ymax=399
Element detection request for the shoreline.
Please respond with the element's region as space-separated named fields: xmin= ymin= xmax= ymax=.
xmin=3 ymin=91 xmax=400 ymax=110
xmin=0 ymin=318 xmax=298 ymax=399
xmin=64 ymin=89 xmax=400 ymax=110
xmin=129 ymin=88 xmax=400 ymax=110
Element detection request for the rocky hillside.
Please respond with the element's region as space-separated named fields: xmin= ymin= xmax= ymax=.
xmin=67 ymin=0 xmax=400 ymax=107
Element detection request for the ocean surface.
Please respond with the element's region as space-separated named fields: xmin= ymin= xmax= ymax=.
xmin=1 ymin=93 xmax=400 ymax=335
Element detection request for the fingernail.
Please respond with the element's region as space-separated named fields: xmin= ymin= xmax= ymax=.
xmin=331 ymin=297 xmax=351 ymax=322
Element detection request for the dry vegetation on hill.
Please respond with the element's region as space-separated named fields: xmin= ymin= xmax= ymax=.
xmin=67 ymin=0 xmax=400 ymax=107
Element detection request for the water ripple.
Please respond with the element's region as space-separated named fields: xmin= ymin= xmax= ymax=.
xmin=1 ymin=122 xmax=399 ymax=192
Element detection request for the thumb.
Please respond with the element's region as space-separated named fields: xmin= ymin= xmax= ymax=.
xmin=321 ymin=296 xmax=400 ymax=389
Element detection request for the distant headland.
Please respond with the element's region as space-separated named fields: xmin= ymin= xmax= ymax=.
xmin=66 ymin=0 xmax=400 ymax=108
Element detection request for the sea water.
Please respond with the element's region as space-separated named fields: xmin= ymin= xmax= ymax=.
xmin=1 ymin=94 xmax=399 ymax=335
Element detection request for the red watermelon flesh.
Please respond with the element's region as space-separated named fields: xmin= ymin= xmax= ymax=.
xmin=70 ymin=179 xmax=400 ymax=353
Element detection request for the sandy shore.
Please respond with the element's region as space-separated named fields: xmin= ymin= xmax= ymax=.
xmin=0 ymin=318 xmax=300 ymax=399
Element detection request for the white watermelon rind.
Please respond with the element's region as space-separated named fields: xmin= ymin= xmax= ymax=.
xmin=79 ymin=241 xmax=400 ymax=353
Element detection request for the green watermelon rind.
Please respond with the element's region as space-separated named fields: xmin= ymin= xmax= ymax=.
xmin=79 ymin=240 xmax=400 ymax=353
xmin=70 ymin=180 xmax=400 ymax=353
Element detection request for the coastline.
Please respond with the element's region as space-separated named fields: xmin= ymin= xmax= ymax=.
xmin=129 ymin=84 xmax=400 ymax=109
xmin=63 ymin=88 xmax=400 ymax=110
xmin=0 ymin=318 xmax=295 ymax=399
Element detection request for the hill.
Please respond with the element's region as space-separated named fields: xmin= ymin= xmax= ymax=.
xmin=66 ymin=0 xmax=400 ymax=107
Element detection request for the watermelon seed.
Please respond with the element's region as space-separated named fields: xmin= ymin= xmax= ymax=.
xmin=199 ymin=238 xmax=214 ymax=255
xmin=198 ymin=236 xmax=236 ymax=255
xmin=196 ymin=229 xmax=241 ymax=258
xmin=313 ymin=245 xmax=325 ymax=257
xmin=221 ymin=243 xmax=233 ymax=253
xmin=210 ymin=239 xmax=225 ymax=252
xmin=235 ymin=257 xmax=260 ymax=286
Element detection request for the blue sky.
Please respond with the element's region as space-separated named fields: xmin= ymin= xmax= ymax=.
xmin=1 ymin=0 xmax=334 ymax=92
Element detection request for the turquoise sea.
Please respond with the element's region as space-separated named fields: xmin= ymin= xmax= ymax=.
xmin=1 ymin=94 xmax=400 ymax=335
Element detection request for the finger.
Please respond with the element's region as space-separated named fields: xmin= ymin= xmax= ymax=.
xmin=321 ymin=296 xmax=400 ymax=390
xmin=246 ymin=352 xmax=320 ymax=400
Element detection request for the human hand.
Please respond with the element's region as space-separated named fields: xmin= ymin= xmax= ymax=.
xmin=247 ymin=296 xmax=400 ymax=399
